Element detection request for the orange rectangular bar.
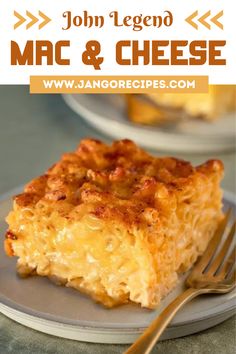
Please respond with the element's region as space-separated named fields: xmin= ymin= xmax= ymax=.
xmin=30 ymin=76 xmax=209 ymax=94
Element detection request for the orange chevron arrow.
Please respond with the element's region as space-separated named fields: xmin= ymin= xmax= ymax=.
xmin=26 ymin=11 xmax=38 ymax=29
xmin=198 ymin=10 xmax=211 ymax=29
xmin=39 ymin=11 xmax=51 ymax=29
xmin=211 ymin=10 xmax=223 ymax=29
xmin=14 ymin=11 xmax=26 ymax=29
xmin=185 ymin=10 xmax=198 ymax=30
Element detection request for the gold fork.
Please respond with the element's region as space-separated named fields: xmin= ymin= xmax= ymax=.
xmin=125 ymin=210 xmax=236 ymax=354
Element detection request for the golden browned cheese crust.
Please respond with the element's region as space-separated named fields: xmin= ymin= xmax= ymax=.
xmin=5 ymin=139 xmax=224 ymax=308
xmin=11 ymin=139 xmax=222 ymax=222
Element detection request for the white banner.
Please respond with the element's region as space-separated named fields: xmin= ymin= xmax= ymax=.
xmin=0 ymin=0 xmax=235 ymax=84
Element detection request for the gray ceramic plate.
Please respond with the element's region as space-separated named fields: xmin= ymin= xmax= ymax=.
xmin=62 ymin=94 xmax=236 ymax=153
xmin=0 ymin=187 xmax=235 ymax=344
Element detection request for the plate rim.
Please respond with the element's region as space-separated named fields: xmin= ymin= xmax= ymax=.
xmin=0 ymin=301 xmax=235 ymax=344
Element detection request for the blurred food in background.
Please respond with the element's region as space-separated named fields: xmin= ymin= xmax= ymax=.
xmin=126 ymin=85 xmax=236 ymax=125
xmin=62 ymin=85 xmax=236 ymax=153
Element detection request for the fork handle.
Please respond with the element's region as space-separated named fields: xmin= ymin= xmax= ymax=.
xmin=124 ymin=288 xmax=204 ymax=354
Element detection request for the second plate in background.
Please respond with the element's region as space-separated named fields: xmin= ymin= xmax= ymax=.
xmin=63 ymin=94 xmax=236 ymax=153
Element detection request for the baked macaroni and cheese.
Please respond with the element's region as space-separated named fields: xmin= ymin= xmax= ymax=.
xmin=5 ymin=139 xmax=224 ymax=308
xmin=127 ymin=85 xmax=236 ymax=125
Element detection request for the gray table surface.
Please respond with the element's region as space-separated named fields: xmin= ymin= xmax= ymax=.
xmin=0 ymin=86 xmax=235 ymax=354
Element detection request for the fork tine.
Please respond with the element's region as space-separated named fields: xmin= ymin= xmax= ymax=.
xmin=229 ymin=268 xmax=236 ymax=284
xmin=218 ymin=246 xmax=236 ymax=279
xmin=207 ymin=221 xmax=235 ymax=275
xmin=192 ymin=209 xmax=231 ymax=274
xmin=225 ymin=267 xmax=236 ymax=289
